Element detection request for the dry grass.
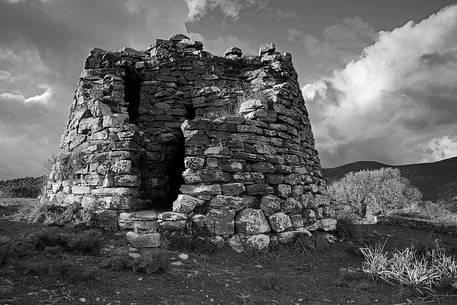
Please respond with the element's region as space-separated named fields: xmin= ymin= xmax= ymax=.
xmin=361 ymin=241 xmax=457 ymax=294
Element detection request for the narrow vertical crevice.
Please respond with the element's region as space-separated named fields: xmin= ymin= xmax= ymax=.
xmin=124 ymin=68 xmax=141 ymax=124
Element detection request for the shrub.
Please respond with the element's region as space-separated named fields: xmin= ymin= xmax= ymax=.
xmin=360 ymin=241 xmax=457 ymax=294
xmin=32 ymin=229 xmax=103 ymax=255
xmin=15 ymin=200 xmax=99 ymax=228
xmin=132 ymin=250 xmax=170 ymax=274
xmin=99 ymin=255 xmax=132 ymax=271
xmin=329 ymin=168 xmax=421 ymax=220
xmin=399 ymin=201 xmax=457 ymax=223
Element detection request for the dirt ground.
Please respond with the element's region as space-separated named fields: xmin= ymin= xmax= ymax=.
xmin=2 ymin=199 xmax=457 ymax=305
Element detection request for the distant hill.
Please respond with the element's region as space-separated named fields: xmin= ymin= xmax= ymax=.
xmin=323 ymin=157 xmax=457 ymax=202
xmin=0 ymin=176 xmax=45 ymax=198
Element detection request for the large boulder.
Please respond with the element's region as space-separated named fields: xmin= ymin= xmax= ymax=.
xmin=235 ymin=208 xmax=271 ymax=234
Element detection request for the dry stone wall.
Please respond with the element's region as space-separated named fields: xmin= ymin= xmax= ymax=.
xmin=44 ymin=34 xmax=335 ymax=251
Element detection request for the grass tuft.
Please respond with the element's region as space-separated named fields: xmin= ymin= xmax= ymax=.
xmin=360 ymin=240 xmax=457 ymax=294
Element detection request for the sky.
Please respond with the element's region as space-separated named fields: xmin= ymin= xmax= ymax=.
xmin=0 ymin=0 xmax=456 ymax=179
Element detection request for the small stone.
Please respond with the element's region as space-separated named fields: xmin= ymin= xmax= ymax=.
xmin=268 ymin=212 xmax=292 ymax=232
xmin=128 ymin=252 xmax=141 ymax=259
xmin=245 ymin=234 xmax=270 ymax=251
xmin=172 ymin=194 xmax=204 ymax=213
xmin=171 ymin=261 xmax=184 ymax=266
xmin=228 ymin=234 xmax=244 ymax=253
xmin=158 ymin=212 xmax=188 ymax=221
xmin=211 ymin=236 xmax=225 ymax=248
xmin=169 ymin=33 xmax=190 ymax=41
xmin=178 ymin=253 xmax=189 ymax=260
xmin=277 ymin=231 xmax=299 ymax=244
xmin=224 ymin=46 xmax=242 ymax=57
xmin=259 ymin=42 xmax=275 ymax=56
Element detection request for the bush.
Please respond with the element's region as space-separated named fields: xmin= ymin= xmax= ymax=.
xmin=329 ymin=168 xmax=421 ymax=220
xmin=99 ymin=255 xmax=132 ymax=271
xmin=15 ymin=201 xmax=98 ymax=228
xmin=360 ymin=241 xmax=457 ymax=294
xmin=399 ymin=201 xmax=457 ymax=223
xmin=32 ymin=229 xmax=103 ymax=255
xmin=132 ymin=250 xmax=170 ymax=274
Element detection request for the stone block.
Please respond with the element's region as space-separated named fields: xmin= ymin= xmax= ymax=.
xmin=245 ymin=234 xmax=270 ymax=251
xmin=172 ymin=194 xmax=205 ymax=213
xmin=206 ymin=208 xmax=235 ymax=235
xmin=72 ymin=185 xmax=91 ymax=194
xmin=180 ymin=184 xmax=222 ymax=196
xmin=260 ymin=195 xmax=281 ymax=215
xmin=235 ymin=208 xmax=270 ymax=234
xmin=221 ymin=183 xmax=246 ymax=196
xmin=246 ymin=183 xmax=274 ymax=195
xmin=158 ymin=212 xmax=188 ymax=221
xmin=268 ymin=212 xmax=292 ymax=232
xmin=210 ymin=195 xmax=245 ymax=211
xmin=276 ymin=184 xmax=291 ymax=198
xmin=282 ymin=198 xmax=302 ymax=214
xmin=126 ymin=232 xmax=161 ymax=248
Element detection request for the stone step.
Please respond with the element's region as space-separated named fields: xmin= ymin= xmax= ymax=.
xmin=119 ymin=210 xmax=160 ymax=231
xmin=126 ymin=231 xmax=161 ymax=248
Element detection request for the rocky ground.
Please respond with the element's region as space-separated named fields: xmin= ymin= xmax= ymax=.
xmin=2 ymin=198 xmax=457 ymax=305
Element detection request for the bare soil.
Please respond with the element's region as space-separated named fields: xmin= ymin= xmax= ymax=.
xmin=1 ymin=198 xmax=457 ymax=305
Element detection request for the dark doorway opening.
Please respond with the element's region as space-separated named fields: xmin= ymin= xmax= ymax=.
xmin=124 ymin=69 xmax=141 ymax=124
xmin=138 ymin=128 xmax=185 ymax=211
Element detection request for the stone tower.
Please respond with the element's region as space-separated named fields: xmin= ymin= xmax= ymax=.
xmin=44 ymin=34 xmax=334 ymax=251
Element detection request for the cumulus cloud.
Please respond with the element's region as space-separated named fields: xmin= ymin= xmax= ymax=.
xmin=303 ymin=5 xmax=457 ymax=167
xmin=184 ymin=0 xmax=269 ymax=21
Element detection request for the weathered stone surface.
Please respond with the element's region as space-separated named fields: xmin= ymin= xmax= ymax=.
xmin=228 ymin=234 xmax=244 ymax=253
xmin=206 ymin=208 xmax=235 ymax=235
xmin=245 ymin=234 xmax=270 ymax=251
xmin=126 ymin=232 xmax=160 ymax=248
xmin=235 ymin=208 xmax=271 ymax=234
xmin=224 ymin=46 xmax=242 ymax=57
xmin=210 ymin=195 xmax=245 ymax=211
xmin=306 ymin=218 xmax=337 ymax=231
xmin=172 ymin=194 xmax=205 ymax=213
xmin=43 ymin=34 xmax=332 ymax=247
xmin=118 ymin=210 xmax=159 ymax=229
xmin=246 ymin=184 xmax=274 ymax=195
xmin=158 ymin=212 xmax=188 ymax=221
xmin=268 ymin=212 xmax=292 ymax=232
xmin=180 ymin=184 xmax=222 ymax=196
xmin=282 ymin=198 xmax=302 ymax=214
xmin=221 ymin=183 xmax=245 ymax=196
xmin=260 ymin=195 xmax=281 ymax=215
xmin=259 ymin=42 xmax=275 ymax=56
